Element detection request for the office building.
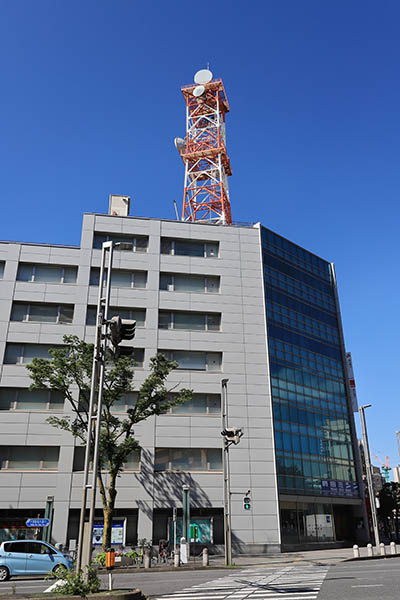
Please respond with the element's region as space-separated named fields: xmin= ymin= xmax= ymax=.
xmin=0 ymin=210 xmax=365 ymax=552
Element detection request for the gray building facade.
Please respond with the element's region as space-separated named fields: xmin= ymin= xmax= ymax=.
xmin=0 ymin=211 xmax=364 ymax=553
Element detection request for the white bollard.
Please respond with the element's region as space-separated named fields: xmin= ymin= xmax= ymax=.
xmin=144 ymin=550 xmax=151 ymax=569
xmin=380 ymin=543 xmax=386 ymax=556
xmin=367 ymin=543 xmax=373 ymax=557
xmin=174 ymin=549 xmax=180 ymax=567
xmin=202 ymin=548 xmax=209 ymax=566
xmin=390 ymin=541 xmax=396 ymax=555
xmin=353 ymin=544 xmax=360 ymax=558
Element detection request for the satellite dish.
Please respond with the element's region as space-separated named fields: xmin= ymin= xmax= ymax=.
xmin=193 ymin=85 xmax=205 ymax=97
xmin=174 ymin=137 xmax=185 ymax=151
xmin=194 ymin=69 xmax=213 ymax=84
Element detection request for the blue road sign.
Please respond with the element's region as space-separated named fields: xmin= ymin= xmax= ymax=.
xmin=26 ymin=518 xmax=50 ymax=528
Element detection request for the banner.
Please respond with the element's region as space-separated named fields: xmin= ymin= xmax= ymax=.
xmin=345 ymin=352 xmax=358 ymax=412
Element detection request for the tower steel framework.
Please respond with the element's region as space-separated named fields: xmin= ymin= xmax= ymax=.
xmin=177 ymin=73 xmax=232 ymax=224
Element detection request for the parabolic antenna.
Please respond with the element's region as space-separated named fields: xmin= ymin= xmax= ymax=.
xmin=193 ymin=85 xmax=205 ymax=97
xmin=174 ymin=137 xmax=185 ymax=151
xmin=194 ymin=69 xmax=213 ymax=85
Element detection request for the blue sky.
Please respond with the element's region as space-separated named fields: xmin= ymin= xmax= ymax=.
xmin=1 ymin=1 xmax=399 ymax=471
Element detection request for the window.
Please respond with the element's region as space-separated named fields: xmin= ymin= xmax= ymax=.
xmin=155 ymin=448 xmax=222 ymax=472
xmin=161 ymin=238 xmax=219 ymax=258
xmin=73 ymin=446 xmax=140 ymax=471
xmin=167 ymin=393 xmax=221 ymax=415
xmin=0 ymin=446 xmax=59 ymax=470
xmin=11 ymin=302 xmax=74 ymax=324
xmin=0 ymin=388 xmax=64 ymax=411
xmin=89 ymin=268 xmax=147 ymax=289
xmin=160 ymin=273 xmax=220 ymax=293
xmin=93 ymin=233 xmax=148 ymax=252
xmin=16 ymin=263 xmax=77 ymax=284
xmin=160 ymin=350 xmax=222 ymax=371
xmin=0 ymin=261 xmax=4 ymax=279
xmin=78 ymin=391 xmax=137 ymax=413
xmin=86 ymin=306 xmax=145 ymax=327
xmin=159 ymin=311 xmax=220 ymax=331
xmin=4 ymin=344 xmax=61 ymax=365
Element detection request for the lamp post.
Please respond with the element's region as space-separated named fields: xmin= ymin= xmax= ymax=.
xmin=359 ymin=404 xmax=380 ymax=549
xmin=76 ymin=240 xmax=133 ymax=572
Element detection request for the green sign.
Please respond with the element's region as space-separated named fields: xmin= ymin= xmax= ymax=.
xmin=189 ymin=525 xmax=199 ymax=541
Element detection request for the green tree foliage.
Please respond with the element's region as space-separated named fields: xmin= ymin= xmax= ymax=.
xmin=378 ymin=482 xmax=400 ymax=542
xmin=27 ymin=335 xmax=192 ymax=550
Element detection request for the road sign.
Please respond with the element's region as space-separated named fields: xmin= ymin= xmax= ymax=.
xmin=26 ymin=518 xmax=50 ymax=528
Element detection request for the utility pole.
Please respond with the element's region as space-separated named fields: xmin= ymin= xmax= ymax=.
xmin=359 ymin=404 xmax=380 ymax=549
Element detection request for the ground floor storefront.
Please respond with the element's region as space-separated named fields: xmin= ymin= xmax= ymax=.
xmin=279 ymin=495 xmax=366 ymax=550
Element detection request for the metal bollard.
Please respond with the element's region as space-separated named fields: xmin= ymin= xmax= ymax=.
xmin=144 ymin=549 xmax=151 ymax=569
xmin=367 ymin=543 xmax=373 ymax=557
xmin=202 ymin=548 xmax=209 ymax=566
xmin=380 ymin=543 xmax=386 ymax=556
xmin=353 ymin=544 xmax=360 ymax=558
xmin=390 ymin=541 xmax=396 ymax=555
xmin=174 ymin=549 xmax=180 ymax=568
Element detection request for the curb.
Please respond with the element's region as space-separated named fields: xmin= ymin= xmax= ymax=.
xmin=0 ymin=589 xmax=145 ymax=600
xmin=345 ymin=552 xmax=400 ymax=562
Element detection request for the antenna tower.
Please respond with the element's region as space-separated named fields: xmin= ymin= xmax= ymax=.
xmin=175 ymin=69 xmax=232 ymax=225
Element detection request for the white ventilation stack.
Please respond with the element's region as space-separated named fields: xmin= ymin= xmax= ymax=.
xmin=109 ymin=194 xmax=130 ymax=216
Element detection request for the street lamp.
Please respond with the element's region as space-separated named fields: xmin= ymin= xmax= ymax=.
xmin=359 ymin=404 xmax=380 ymax=549
xmin=76 ymin=240 xmax=134 ymax=572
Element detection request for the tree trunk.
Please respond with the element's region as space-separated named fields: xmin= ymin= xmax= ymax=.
xmin=103 ymin=505 xmax=113 ymax=550
xmin=101 ymin=472 xmax=118 ymax=552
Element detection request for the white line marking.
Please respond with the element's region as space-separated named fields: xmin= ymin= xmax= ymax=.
xmin=351 ymin=584 xmax=384 ymax=588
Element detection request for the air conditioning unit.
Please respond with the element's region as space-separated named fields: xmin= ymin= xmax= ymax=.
xmin=109 ymin=195 xmax=131 ymax=217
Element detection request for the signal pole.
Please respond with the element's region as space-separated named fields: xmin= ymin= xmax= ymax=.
xmin=77 ymin=240 xmax=134 ymax=573
xmin=359 ymin=404 xmax=380 ymax=549
xmin=221 ymin=379 xmax=232 ymax=566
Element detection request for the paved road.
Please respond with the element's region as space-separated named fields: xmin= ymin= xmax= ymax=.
xmin=1 ymin=558 xmax=398 ymax=599
xmin=319 ymin=557 xmax=400 ymax=600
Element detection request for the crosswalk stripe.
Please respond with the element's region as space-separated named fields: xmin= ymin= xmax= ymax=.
xmin=152 ymin=564 xmax=329 ymax=600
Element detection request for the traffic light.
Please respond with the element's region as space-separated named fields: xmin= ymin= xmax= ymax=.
xmin=243 ymin=492 xmax=251 ymax=511
xmin=109 ymin=316 xmax=136 ymax=358
xmin=221 ymin=427 xmax=243 ymax=445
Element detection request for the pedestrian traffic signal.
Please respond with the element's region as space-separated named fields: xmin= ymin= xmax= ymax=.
xmin=243 ymin=493 xmax=251 ymax=510
xmin=109 ymin=316 xmax=136 ymax=358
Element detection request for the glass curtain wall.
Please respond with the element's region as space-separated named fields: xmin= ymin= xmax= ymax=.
xmin=261 ymin=227 xmax=359 ymax=545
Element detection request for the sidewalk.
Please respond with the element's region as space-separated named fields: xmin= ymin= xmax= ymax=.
xmin=208 ymin=547 xmax=355 ymax=567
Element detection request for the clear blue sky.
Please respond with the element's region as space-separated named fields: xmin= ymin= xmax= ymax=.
xmin=1 ymin=1 xmax=399 ymax=470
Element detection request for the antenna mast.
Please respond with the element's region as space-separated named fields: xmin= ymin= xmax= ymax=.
xmin=174 ymin=69 xmax=232 ymax=225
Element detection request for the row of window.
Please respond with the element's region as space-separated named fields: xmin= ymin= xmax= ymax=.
xmin=261 ymin=228 xmax=331 ymax=281
xmin=272 ymin=402 xmax=351 ymax=435
xmin=268 ymin=338 xmax=344 ymax=380
xmin=268 ymin=324 xmax=342 ymax=361
xmin=0 ymin=388 xmax=222 ymax=415
xmin=13 ymin=263 xmax=221 ymax=293
xmin=266 ymin=288 xmax=338 ymax=328
xmin=276 ymin=453 xmax=356 ymax=482
xmin=0 ymin=446 xmax=222 ymax=472
xmin=2 ymin=345 xmax=222 ymax=371
xmin=0 ymin=261 xmax=4 ymax=279
xmin=267 ymin=302 xmax=340 ymax=345
xmin=264 ymin=268 xmax=336 ymax=313
xmin=275 ymin=418 xmax=351 ymax=446
xmin=263 ymin=252 xmax=334 ymax=297
xmin=93 ymin=234 xmax=220 ymax=258
xmin=10 ymin=302 xmax=222 ymax=332
xmin=275 ymin=430 xmax=354 ymax=461
xmin=271 ymin=385 xmax=348 ymax=418
xmin=270 ymin=362 xmax=345 ymax=395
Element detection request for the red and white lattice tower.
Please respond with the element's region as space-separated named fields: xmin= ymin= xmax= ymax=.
xmin=175 ymin=69 xmax=232 ymax=225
